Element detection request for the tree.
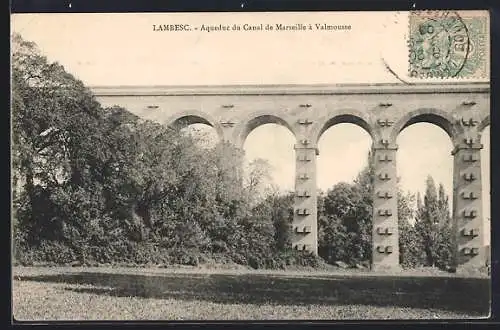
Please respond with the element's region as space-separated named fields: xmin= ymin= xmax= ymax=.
xmin=434 ymin=183 xmax=453 ymax=269
xmin=265 ymin=191 xmax=294 ymax=250
xmin=414 ymin=177 xmax=438 ymax=267
xmin=12 ymin=33 xmax=107 ymax=252
xmin=413 ymin=176 xmax=453 ymax=269
xmin=11 ymin=34 xmax=382 ymax=270
xmin=317 ymin=189 xmax=349 ymax=263
xmin=243 ymin=158 xmax=274 ymax=205
xmin=320 ymin=182 xmax=371 ymax=264
xmin=398 ymin=189 xmax=423 ymax=268
xmin=318 ymin=150 xmax=420 ymax=268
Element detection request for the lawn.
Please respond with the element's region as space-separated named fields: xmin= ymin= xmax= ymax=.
xmin=12 ymin=266 xmax=491 ymax=321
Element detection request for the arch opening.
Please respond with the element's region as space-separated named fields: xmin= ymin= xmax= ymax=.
xmin=397 ymin=123 xmax=454 ymax=224
xmin=393 ymin=111 xmax=456 ymax=143
xmin=317 ymin=123 xmax=373 ymax=265
xmin=397 ymin=123 xmax=454 ymax=267
xmin=171 ymin=115 xmax=213 ymax=129
xmin=317 ymin=123 xmax=372 ymax=190
xmin=172 ymin=115 xmax=219 ymax=149
xmin=243 ymin=123 xmax=296 ymax=197
xmin=317 ymin=114 xmax=373 ymax=144
xmin=240 ymin=115 xmax=295 ymax=146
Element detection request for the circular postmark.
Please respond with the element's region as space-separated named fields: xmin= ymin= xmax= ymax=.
xmin=409 ymin=11 xmax=470 ymax=78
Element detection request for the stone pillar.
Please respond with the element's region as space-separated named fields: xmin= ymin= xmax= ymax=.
xmin=292 ymin=138 xmax=318 ymax=255
xmin=371 ymin=141 xmax=400 ymax=271
xmin=451 ymin=136 xmax=484 ymax=270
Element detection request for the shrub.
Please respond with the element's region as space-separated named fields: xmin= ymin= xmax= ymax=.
xmin=15 ymin=240 xmax=77 ymax=265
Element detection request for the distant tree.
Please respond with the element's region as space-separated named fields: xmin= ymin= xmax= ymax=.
xmin=243 ymin=158 xmax=274 ymax=204
xmin=414 ymin=177 xmax=439 ymax=267
xmin=398 ymin=190 xmax=423 ymax=268
xmin=318 ymin=150 xmax=419 ymax=267
xmin=212 ymin=141 xmax=246 ymax=203
xmin=413 ymin=176 xmax=453 ymax=269
xmin=351 ymin=152 xmax=376 ymax=263
xmin=433 ymin=183 xmax=453 ymax=269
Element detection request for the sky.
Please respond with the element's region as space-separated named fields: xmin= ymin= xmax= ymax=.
xmin=11 ymin=11 xmax=490 ymax=244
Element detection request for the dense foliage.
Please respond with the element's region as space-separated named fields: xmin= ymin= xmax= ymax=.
xmin=11 ymin=34 xmax=321 ymax=269
xmin=12 ymin=34 xmax=454 ymax=270
xmin=316 ymin=153 xmax=453 ymax=270
xmin=412 ymin=177 xmax=454 ymax=270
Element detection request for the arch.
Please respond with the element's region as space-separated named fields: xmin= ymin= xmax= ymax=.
xmin=166 ymin=110 xmax=224 ymax=141
xmin=234 ymin=111 xmax=296 ymax=148
xmin=390 ymin=109 xmax=462 ymax=144
xmin=313 ymin=110 xmax=374 ymax=145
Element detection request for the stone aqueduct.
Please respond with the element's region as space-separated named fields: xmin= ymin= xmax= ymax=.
xmin=92 ymin=83 xmax=490 ymax=271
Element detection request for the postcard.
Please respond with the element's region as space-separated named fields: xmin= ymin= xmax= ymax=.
xmin=11 ymin=10 xmax=491 ymax=321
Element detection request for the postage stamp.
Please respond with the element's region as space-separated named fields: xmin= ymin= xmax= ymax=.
xmin=408 ymin=10 xmax=489 ymax=79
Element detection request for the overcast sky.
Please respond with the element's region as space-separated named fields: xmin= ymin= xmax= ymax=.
xmin=11 ymin=12 xmax=490 ymax=244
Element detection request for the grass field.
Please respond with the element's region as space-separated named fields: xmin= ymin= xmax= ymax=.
xmin=12 ymin=266 xmax=491 ymax=320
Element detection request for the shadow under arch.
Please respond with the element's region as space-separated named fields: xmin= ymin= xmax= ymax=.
xmin=313 ymin=110 xmax=374 ymax=146
xmin=390 ymin=109 xmax=462 ymax=144
xmin=234 ymin=113 xmax=296 ymax=148
xmin=166 ymin=111 xmax=224 ymax=141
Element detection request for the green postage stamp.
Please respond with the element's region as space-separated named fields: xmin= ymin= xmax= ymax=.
xmin=409 ymin=10 xmax=489 ymax=79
